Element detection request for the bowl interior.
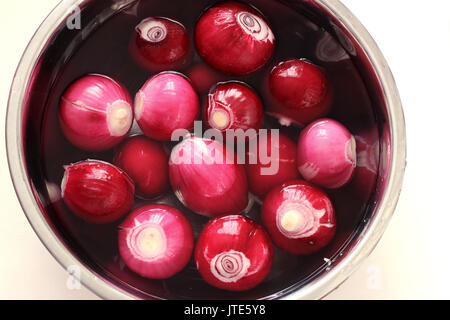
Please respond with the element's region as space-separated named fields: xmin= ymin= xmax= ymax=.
xmin=19 ymin=0 xmax=390 ymax=299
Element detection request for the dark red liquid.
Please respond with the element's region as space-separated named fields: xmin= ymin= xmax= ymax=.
xmin=34 ymin=0 xmax=379 ymax=299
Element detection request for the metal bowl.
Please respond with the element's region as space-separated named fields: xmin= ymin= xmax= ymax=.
xmin=6 ymin=0 xmax=406 ymax=300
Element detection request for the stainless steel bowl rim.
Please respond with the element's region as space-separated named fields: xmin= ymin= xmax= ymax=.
xmin=6 ymin=0 xmax=406 ymax=300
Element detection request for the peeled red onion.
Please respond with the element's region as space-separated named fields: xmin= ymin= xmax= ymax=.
xmin=195 ymin=215 xmax=273 ymax=291
xmin=245 ymin=132 xmax=299 ymax=200
xmin=114 ymin=135 xmax=169 ymax=200
xmin=297 ymin=118 xmax=356 ymax=189
xmin=59 ymin=74 xmax=133 ymax=151
xmin=118 ymin=204 xmax=194 ymax=279
xmin=130 ymin=17 xmax=190 ymax=72
xmin=61 ymin=160 xmax=135 ymax=224
xmin=186 ymin=63 xmax=225 ymax=94
xmin=203 ymin=81 xmax=264 ymax=134
xmin=266 ymin=59 xmax=333 ymax=127
xmin=195 ymin=1 xmax=275 ymax=75
xmin=169 ymin=136 xmax=248 ymax=217
xmin=135 ymin=72 xmax=200 ymax=141
xmin=261 ymin=180 xmax=336 ymax=255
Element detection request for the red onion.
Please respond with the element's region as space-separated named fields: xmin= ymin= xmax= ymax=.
xmin=118 ymin=204 xmax=194 ymax=279
xmin=245 ymin=132 xmax=299 ymax=200
xmin=169 ymin=136 xmax=248 ymax=217
xmin=61 ymin=160 xmax=135 ymax=224
xmin=130 ymin=17 xmax=190 ymax=72
xmin=261 ymin=180 xmax=336 ymax=255
xmin=135 ymin=72 xmax=200 ymax=141
xmin=195 ymin=1 xmax=275 ymax=75
xmin=203 ymin=81 xmax=264 ymax=134
xmin=59 ymin=74 xmax=133 ymax=151
xmin=266 ymin=59 xmax=333 ymax=127
xmin=186 ymin=63 xmax=225 ymax=94
xmin=297 ymin=118 xmax=356 ymax=189
xmin=114 ymin=135 xmax=169 ymax=200
xmin=195 ymin=215 xmax=273 ymax=291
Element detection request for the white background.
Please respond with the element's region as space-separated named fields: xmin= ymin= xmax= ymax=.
xmin=0 ymin=0 xmax=449 ymax=300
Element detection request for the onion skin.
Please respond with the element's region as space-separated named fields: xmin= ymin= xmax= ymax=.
xmin=261 ymin=180 xmax=336 ymax=255
xmin=245 ymin=132 xmax=299 ymax=200
xmin=59 ymin=74 xmax=133 ymax=151
xmin=297 ymin=119 xmax=356 ymax=189
xmin=130 ymin=17 xmax=190 ymax=72
xmin=195 ymin=215 xmax=273 ymax=291
xmin=203 ymin=81 xmax=264 ymax=134
xmin=135 ymin=72 xmax=200 ymax=141
xmin=114 ymin=135 xmax=170 ymax=200
xmin=266 ymin=59 xmax=333 ymax=127
xmin=61 ymin=160 xmax=135 ymax=224
xmin=169 ymin=136 xmax=248 ymax=217
xmin=118 ymin=204 xmax=194 ymax=279
xmin=195 ymin=1 xmax=275 ymax=75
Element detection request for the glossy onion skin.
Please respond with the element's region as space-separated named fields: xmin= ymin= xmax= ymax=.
xmin=134 ymin=72 xmax=200 ymax=141
xmin=118 ymin=204 xmax=194 ymax=279
xmin=297 ymin=119 xmax=357 ymax=189
xmin=114 ymin=135 xmax=170 ymax=200
xmin=169 ymin=136 xmax=248 ymax=217
xmin=245 ymin=132 xmax=299 ymax=200
xmin=130 ymin=17 xmax=190 ymax=72
xmin=61 ymin=160 xmax=135 ymax=224
xmin=261 ymin=180 xmax=336 ymax=255
xmin=204 ymin=81 xmax=264 ymax=134
xmin=195 ymin=215 xmax=274 ymax=291
xmin=266 ymin=59 xmax=333 ymax=127
xmin=59 ymin=74 xmax=133 ymax=151
xmin=195 ymin=1 xmax=275 ymax=75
